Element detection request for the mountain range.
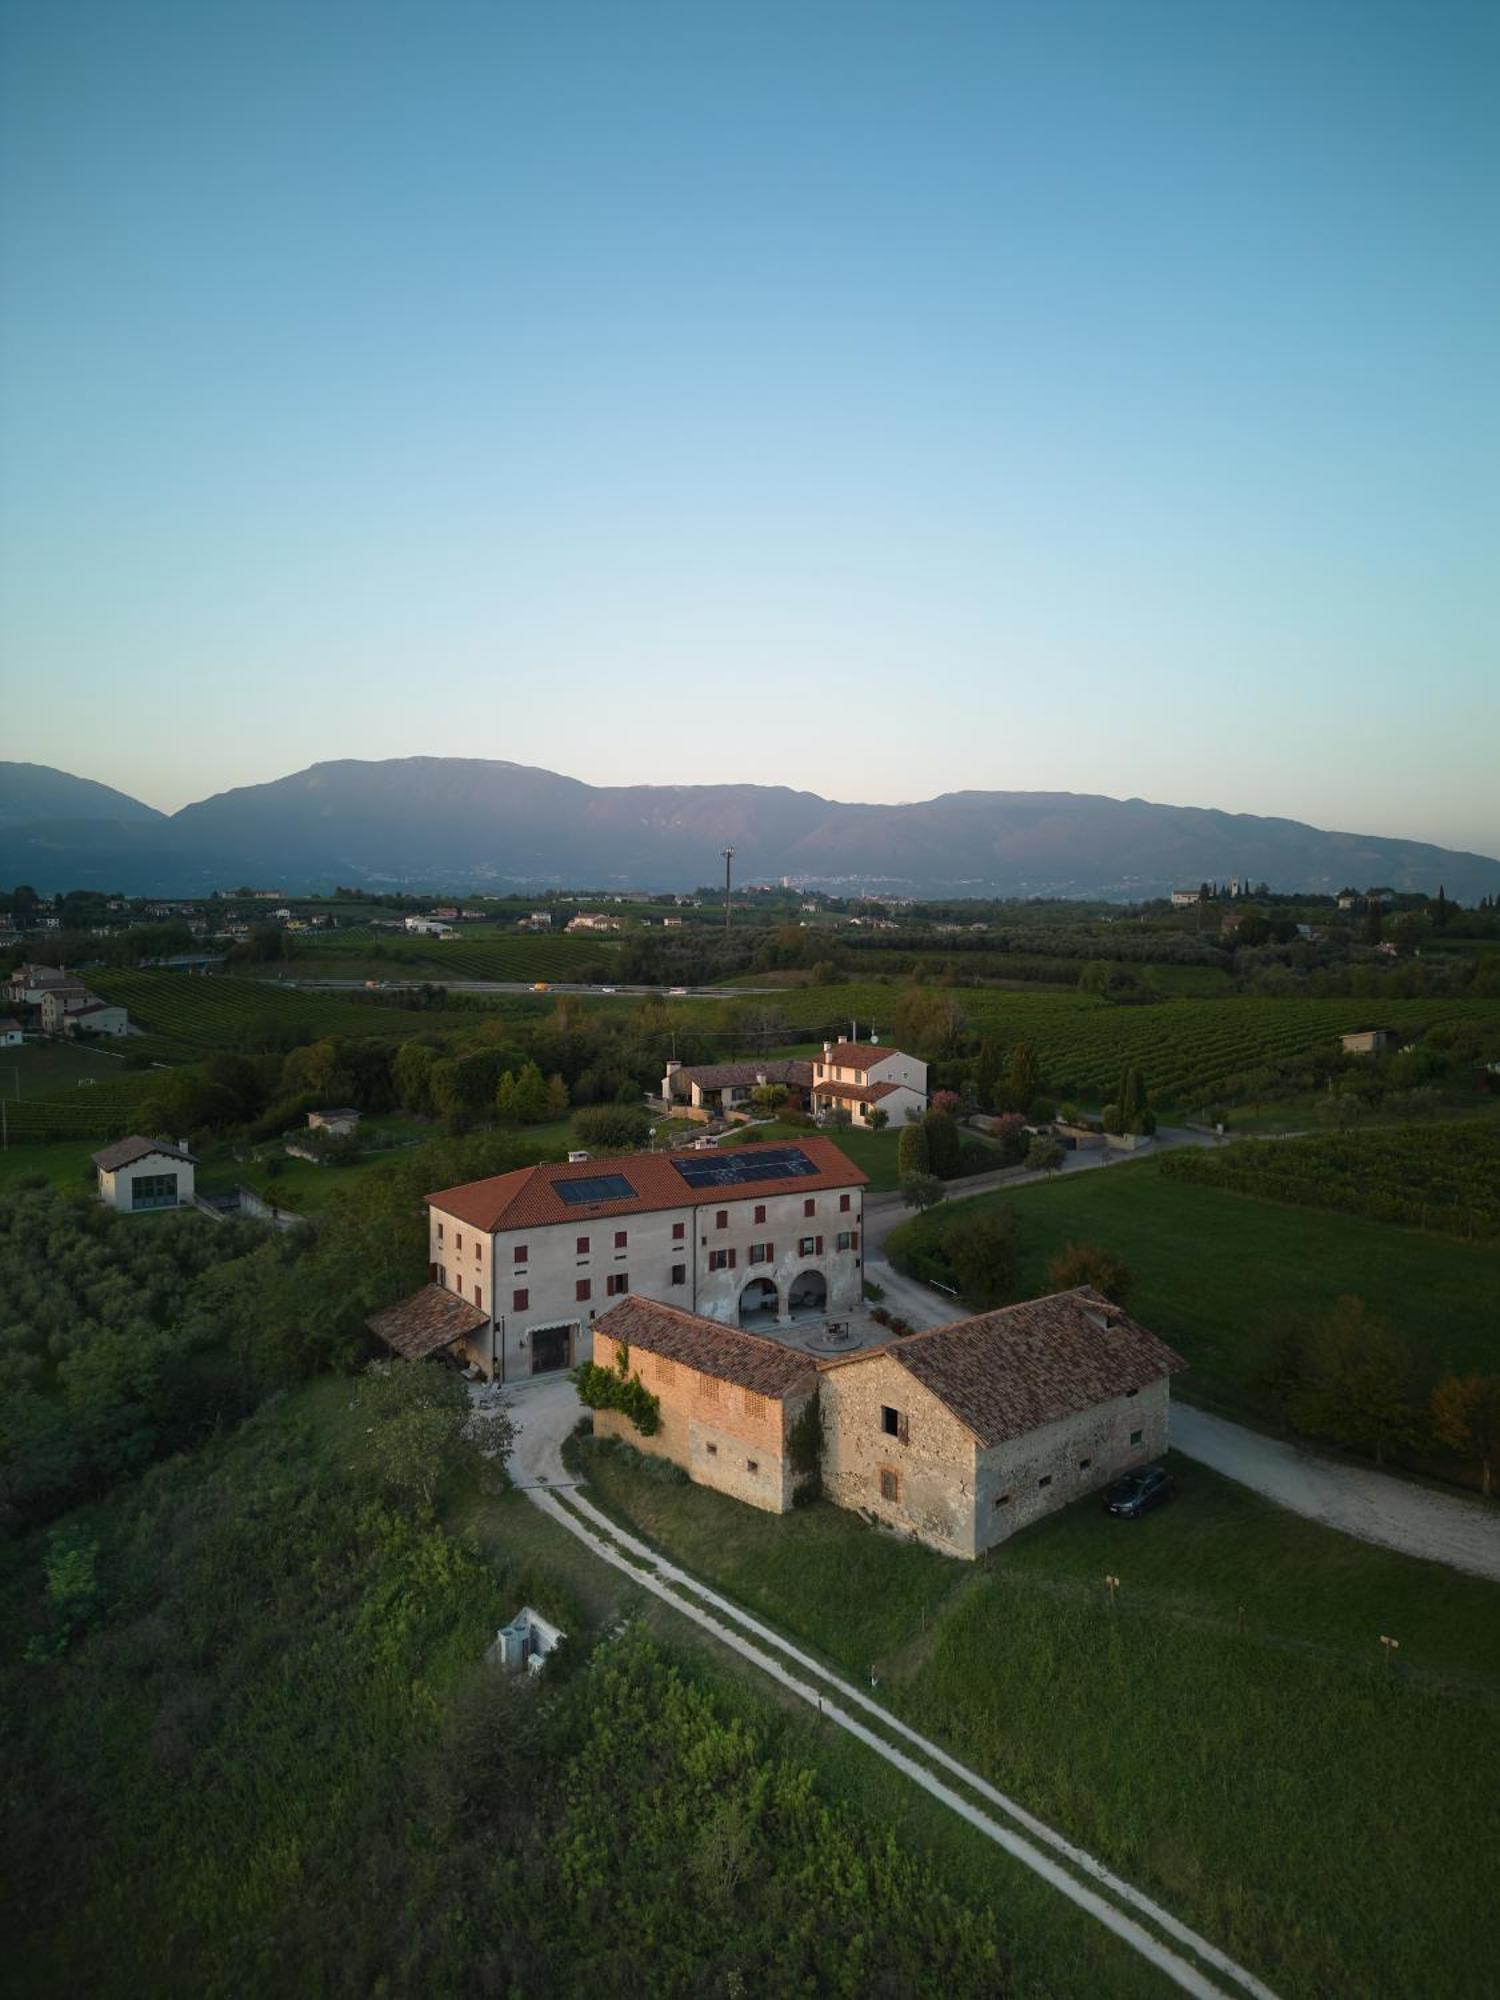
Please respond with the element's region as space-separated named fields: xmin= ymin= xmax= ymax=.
xmin=2 ymin=758 xmax=1497 ymax=902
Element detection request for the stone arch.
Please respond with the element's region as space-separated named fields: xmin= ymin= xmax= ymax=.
xmin=738 ymin=1275 xmax=779 ymax=1326
xmin=787 ymin=1268 xmax=827 ymax=1318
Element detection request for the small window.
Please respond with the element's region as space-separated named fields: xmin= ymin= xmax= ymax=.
xmin=456 ymin=1233 xmax=463 ymax=1254
xmin=803 ymin=1197 xmax=815 ymax=1217
xmin=1038 ymin=1474 xmax=1053 ymax=1489
xmin=514 ymin=1244 xmax=528 ymax=1264
xmin=614 ymin=1229 xmax=627 ymax=1249
xmin=746 ymin=1459 xmax=759 ymax=1474
xmin=671 ymin=1263 xmax=686 ymax=1285
xmin=839 ymin=1193 xmax=851 ymax=1212
xmin=798 ymin=1235 xmax=816 ymax=1257
xmin=576 ymin=1279 xmax=591 ymax=1302
xmin=716 ymin=1209 xmax=729 ymax=1229
xmin=878 ymin=1466 xmax=900 ymax=1502
xmin=576 ymin=1235 xmax=589 ymax=1255
xmin=1130 ymin=1428 xmax=1143 ymax=1446
xmin=705 ymin=1440 xmax=718 ymax=1455
xmin=513 ymin=1288 xmax=529 ymax=1311
xmin=880 ymin=1405 xmax=901 ymax=1438
xmin=673 ymin=1221 xmax=685 ymax=1241
xmin=754 ymin=1203 xmax=766 ymax=1224
xmin=473 ymin=1284 xmax=482 ymax=1308
xmin=437 ymin=1221 xmax=444 ymax=1239
xmin=994 ymin=1492 xmax=1012 ymax=1507
xmin=1078 ymin=1457 xmax=1092 ymax=1471
xmin=474 ymin=1240 xmax=482 ymax=1260
xmin=836 ymin=1231 xmax=850 ymax=1252
xmin=742 ymin=1388 xmax=763 ymax=1418
xmin=1126 ymin=1387 xmax=1139 ymax=1398
xmin=607 ymin=1272 xmax=629 ymax=1296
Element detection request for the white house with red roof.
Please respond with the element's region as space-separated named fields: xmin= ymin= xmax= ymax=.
xmin=809 ymin=1038 xmax=927 ymax=1129
xmin=372 ymin=1136 xmax=868 ymax=1382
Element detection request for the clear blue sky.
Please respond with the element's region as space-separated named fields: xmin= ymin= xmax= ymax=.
xmin=2 ymin=0 xmax=1496 ymax=854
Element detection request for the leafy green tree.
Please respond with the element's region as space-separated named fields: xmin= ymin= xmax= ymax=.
xmin=893 ymin=988 xmax=967 ymax=1059
xmin=545 ymin=1071 xmax=570 ymax=1118
xmin=512 ymin=1061 xmax=549 ymax=1124
xmin=1004 ymin=1043 xmax=1040 ymax=1110
xmin=923 ymin=1108 xmax=961 ymax=1178
xmin=394 ymin=1040 xmax=437 ymax=1114
xmin=898 ymin=1119 xmax=931 ymax=1178
xmin=1287 ymin=1296 xmax=1421 ymax=1465
xmin=1025 ymin=1136 xmax=1066 ymax=1173
xmin=353 ymin=1360 xmax=511 ymax=1509
xmin=1046 ymin=1241 xmax=1133 ymax=1301
xmin=1429 ymin=1373 xmax=1500 ymax=1496
xmin=974 ymin=1037 xmax=1004 ymax=1114
xmin=572 ymin=1103 xmax=652 ymax=1151
xmin=944 ymin=1207 xmax=1017 ymax=1310
xmin=900 ymin=1171 xmax=946 ymax=1213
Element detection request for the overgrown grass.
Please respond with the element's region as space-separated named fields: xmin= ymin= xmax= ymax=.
xmin=574 ymin=1437 xmax=1500 ymax=2000
xmin=888 ymin=1157 xmax=1500 ymax=1418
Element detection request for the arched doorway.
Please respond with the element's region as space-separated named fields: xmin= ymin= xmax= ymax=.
xmin=787 ymin=1269 xmax=827 ymax=1318
xmin=739 ymin=1276 xmax=779 ymax=1326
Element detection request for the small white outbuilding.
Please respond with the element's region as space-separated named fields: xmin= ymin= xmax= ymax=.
xmin=91 ymin=1137 xmax=197 ymax=1213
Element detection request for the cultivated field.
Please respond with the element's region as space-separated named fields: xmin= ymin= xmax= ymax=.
xmin=1160 ymin=1120 xmax=1500 ymax=1239
xmin=575 ymin=1437 xmax=1500 ymax=2000
xmin=87 ymin=970 xmax=494 ymax=1054
xmin=887 ymin=1157 xmax=1500 ymax=1416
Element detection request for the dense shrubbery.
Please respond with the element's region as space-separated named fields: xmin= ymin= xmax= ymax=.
xmin=573 ymin=1342 xmax=661 ymax=1434
xmin=1160 ymin=1121 xmax=1500 ymax=1238
xmin=2 ymin=1383 xmax=1000 ymax=1997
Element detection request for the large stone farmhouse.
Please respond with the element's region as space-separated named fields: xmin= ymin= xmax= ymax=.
xmin=370 ymin=1137 xmax=867 ymax=1383
xmin=593 ymin=1294 xmax=817 ymax=1514
xmin=583 ymin=1287 xmax=1184 ymax=1556
xmin=819 ymin=1289 xmax=1183 ymax=1557
xmin=809 ymin=1040 xmax=927 ymax=1128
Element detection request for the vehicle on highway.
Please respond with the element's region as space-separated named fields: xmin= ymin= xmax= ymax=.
xmin=1102 ymin=1465 xmax=1175 ymax=1517
xmin=667 ymin=986 xmax=688 ymax=996
xmin=532 ymin=981 xmax=549 ymax=992
xmin=601 ymin=985 xmax=617 ymax=993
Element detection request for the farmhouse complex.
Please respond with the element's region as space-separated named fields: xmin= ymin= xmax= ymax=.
xmin=585 ymin=1286 xmax=1184 ymax=1555
xmin=371 ymin=1136 xmax=867 ymax=1382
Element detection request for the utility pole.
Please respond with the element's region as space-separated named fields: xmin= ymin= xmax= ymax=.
xmin=721 ymin=847 xmax=735 ymax=937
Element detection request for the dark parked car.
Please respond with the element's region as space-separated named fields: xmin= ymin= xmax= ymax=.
xmin=1103 ymin=1465 xmax=1175 ymax=1518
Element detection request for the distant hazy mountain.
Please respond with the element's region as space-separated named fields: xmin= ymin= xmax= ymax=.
xmin=2 ymin=755 xmax=1498 ymax=901
xmin=0 ymin=762 xmax=165 ymax=829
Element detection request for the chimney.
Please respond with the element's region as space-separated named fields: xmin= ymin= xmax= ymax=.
xmin=665 ymin=1060 xmax=680 ymax=1076
xmin=756 ymin=1070 xmax=767 ymax=1087
xmin=823 ymin=1042 xmax=832 ymax=1059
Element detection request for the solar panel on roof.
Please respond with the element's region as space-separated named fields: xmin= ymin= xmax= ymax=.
xmin=557 ymin=1172 xmax=639 ymax=1206
xmin=671 ymin=1145 xmax=820 ymax=1190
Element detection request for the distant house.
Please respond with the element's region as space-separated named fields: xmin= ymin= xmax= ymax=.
xmin=5 ymin=963 xmax=78 ymax=1010
xmin=660 ymin=1057 xmax=812 ymax=1117
xmin=661 ymin=916 xmax=684 ymax=929
xmin=518 ymin=911 xmax=553 ymax=930
xmin=403 ymin=916 xmax=456 ymax=937
xmin=38 ymin=983 xmax=94 ymax=1032
xmin=92 ymin=1137 xmax=197 ymax=1213
xmin=0 ymin=1018 xmax=23 ymax=1047
xmin=566 ymin=912 xmax=623 ymax=933
xmin=810 ymin=1039 xmax=927 ymax=1129
xmin=1170 ymin=889 xmax=1201 ymax=908
xmin=307 ymin=1107 xmax=362 ymax=1137
xmin=819 ymin=1289 xmax=1184 ymax=1558
xmin=66 ymin=999 xmax=129 ymax=1037
xmin=1341 ymin=1027 xmax=1396 ymax=1056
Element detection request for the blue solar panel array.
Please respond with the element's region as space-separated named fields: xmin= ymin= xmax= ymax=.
xmin=556 ymin=1172 xmax=639 ymax=1206
xmin=671 ymin=1145 xmax=820 ymax=1190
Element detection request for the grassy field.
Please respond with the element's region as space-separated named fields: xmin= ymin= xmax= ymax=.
xmin=887 ymin=1159 xmax=1500 ymax=1418
xmin=0 ymin=1041 xmax=162 ymax=1142
xmin=270 ymin=928 xmax=622 ymax=983
xmin=574 ymin=1436 xmax=1500 ymax=2000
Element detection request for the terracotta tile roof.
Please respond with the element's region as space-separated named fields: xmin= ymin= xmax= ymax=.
xmin=0 ymin=1018 xmax=22 ymax=1032
xmin=672 ymin=1059 xmax=812 ymax=1091
xmin=820 ymin=1042 xmax=898 ymax=1072
xmin=595 ymin=1296 xmax=816 ymax=1399
xmin=367 ymin=1284 xmax=488 ymax=1360
xmin=426 ymin=1134 xmax=866 ymax=1233
xmin=91 ymin=1136 xmax=197 ymax=1171
xmin=811 ymin=1077 xmax=903 ymax=1103
xmin=827 ymin=1288 xmax=1185 ymax=1445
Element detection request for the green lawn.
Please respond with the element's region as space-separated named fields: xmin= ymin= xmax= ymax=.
xmin=0 ymin=1136 xmax=100 ymax=1193
xmin=888 ymin=1158 xmax=1500 ymax=1420
xmin=0 ymin=1038 xmax=136 ymax=1096
xmin=573 ymin=1436 xmax=1500 ymax=2000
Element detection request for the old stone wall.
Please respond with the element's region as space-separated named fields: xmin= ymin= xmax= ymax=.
xmin=819 ymin=1348 xmax=977 ymax=1556
xmin=972 ymin=1378 xmax=1170 ymax=1550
